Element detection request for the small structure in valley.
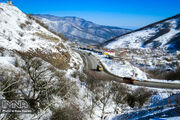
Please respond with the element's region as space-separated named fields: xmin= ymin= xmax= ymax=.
xmin=104 ymin=50 xmax=115 ymax=56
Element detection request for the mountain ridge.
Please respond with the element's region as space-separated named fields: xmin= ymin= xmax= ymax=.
xmin=33 ymin=14 xmax=131 ymax=45
xmin=103 ymin=14 xmax=180 ymax=51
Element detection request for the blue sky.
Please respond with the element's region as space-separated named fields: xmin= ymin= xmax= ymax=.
xmin=13 ymin=0 xmax=180 ymax=29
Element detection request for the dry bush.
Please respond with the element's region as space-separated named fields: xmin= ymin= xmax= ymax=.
xmin=127 ymin=87 xmax=153 ymax=108
xmin=27 ymin=14 xmax=49 ymax=30
xmin=15 ymin=48 xmax=70 ymax=70
xmin=0 ymin=8 xmax=4 ymax=11
xmin=71 ymin=71 xmax=80 ymax=78
xmin=0 ymin=47 xmax=5 ymax=56
xmin=83 ymin=69 xmax=110 ymax=91
xmin=34 ymin=18 xmax=49 ymax=30
xmin=7 ymin=37 xmax=11 ymax=41
xmin=31 ymin=38 xmax=35 ymax=41
xmin=57 ymin=33 xmax=68 ymax=41
xmin=18 ymin=32 xmax=24 ymax=37
xmin=111 ymin=82 xmax=129 ymax=105
xmin=26 ymin=14 xmax=34 ymax=20
xmin=147 ymin=67 xmax=180 ymax=80
xmin=19 ymin=23 xmax=26 ymax=29
xmin=20 ymin=58 xmax=54 ymax=109
xmin=163 ymin=68 xmax=180 ymax=80
xmin=14 ymin=57 xmax=19 ymax=67
xmin=146 ymin=67 xmax=167 ymax=79
xmin=25 ymin=20 xmax=32 ymax=25
xmin=6 ymin=113 xmax=19 ymax=120
xmin=51 ymin=105 xmax=85 ymax=120
xmin=56 ymin=43 xmax=66 ymax=50
xmin=71 ymin=71 xmax=86 ymax=81
xmin=52 ymin=77 xmax=79 ymax=100
xmin=35 ymin=32 xmax=59 ymax=42
xmin=0 ymin=72 xmax=22 ymax=99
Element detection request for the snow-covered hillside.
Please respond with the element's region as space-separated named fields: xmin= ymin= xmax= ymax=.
xmin=112 ymin=93 xmax=180 ymax=120
xmin=104 ymin=14 xmax=180 ymax=51
xmin=33 ymin=14 xmax=131 ymax=45
xmin=0 ymin=3 xmax=135 ymax=120
xmin=0 ymin=3 xmax=70 ymax=66
xmin=0 ymin=3 xmax=91 ymax=120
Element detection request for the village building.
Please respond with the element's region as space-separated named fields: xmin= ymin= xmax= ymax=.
xmin=104 ymin=50 xmax=115 ymax=56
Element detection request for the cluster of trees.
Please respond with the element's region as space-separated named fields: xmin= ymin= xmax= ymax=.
xmin=0 ymin=56 xmax=81 ymax=120
xmin=79 ymin=69 xmax=153 ymax=119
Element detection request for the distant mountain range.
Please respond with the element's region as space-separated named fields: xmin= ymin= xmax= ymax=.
xmin=103 ymin=14 xmax=180 ymax=51
xmin=33 ymin=14 xmax=131 ymax=45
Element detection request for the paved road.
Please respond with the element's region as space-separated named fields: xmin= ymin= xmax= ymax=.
xmin=76 ymin=49 xmax=180 ymax=89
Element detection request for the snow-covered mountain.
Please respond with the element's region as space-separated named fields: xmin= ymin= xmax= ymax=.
xmin=104 ymin=14 xmax=180 ymax=51
xmin=0 ymin=3 xmax=72 ymax=68
xmin=33 ymin=14 xmax=131 ymax=45
xmin=0 ymin=3 xmax=88 ymax=119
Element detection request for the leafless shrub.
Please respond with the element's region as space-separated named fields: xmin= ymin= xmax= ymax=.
xmin=34 ymin=32 xmax=59 ymax=42
xmin=15 ymin=48 xmax=70 ymax=70
xmin=17 ymin=41 xmax=24 ymax=47
xmin=147 ymin=67 xmax=180 ymax=80
xmin=18 ymin=32 xmax=24 ymax=37
xmin=0 ymin=8 xmax=4 ymax=11
xmin=31 ymin=38 xmax=35 ymax=41
xmin=14 ymin=57 xmax=19 ymax=67
xmin=57 ymin=33 xmax=68 ymax=41
xmin=83 ymin=69 xmax=115 ymax=90
xmin=111 ymin=82 xmax=129 ymax=103
xmin=0 ymin=72 xmax=21 ymax=99
xmin=7 ymin=37 xmax=11 ymax=41
xmin=19 ymin=58 xmax=55 ymax=109
xmin=51 ymin=31 xmax=68 ymax=41
xmin=52 ymin=77 xmax=79 ymax=100
xmin=50 ymin=105 xmax=85 ymax=120
xmin=19 ymin=23 xmax=26 ymax=29
xmin=26 ymin=14 xmax=34 ymax=20
xmin=5 ymin=113 xmax=19 ymax=120
xmin=27 ymin=14 xmax=49 ymax=30
xmin=25 ymin=20 xmax=32 ymax=25
xmin=0 ymin=48 xmax=4 ymax=56
xmin=163 ymin=68 xmax=180 ymax=80
xmin=127 ymin=87 xmax=153 ymax=108
xmin=71 ymin=71 xmax=86 ymax=80
xmin=111 ymin=82 xmax=129 ymax=113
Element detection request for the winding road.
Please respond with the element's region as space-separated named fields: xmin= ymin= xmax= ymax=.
xmin=75 ymin=49 xmax=180 ymax=89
